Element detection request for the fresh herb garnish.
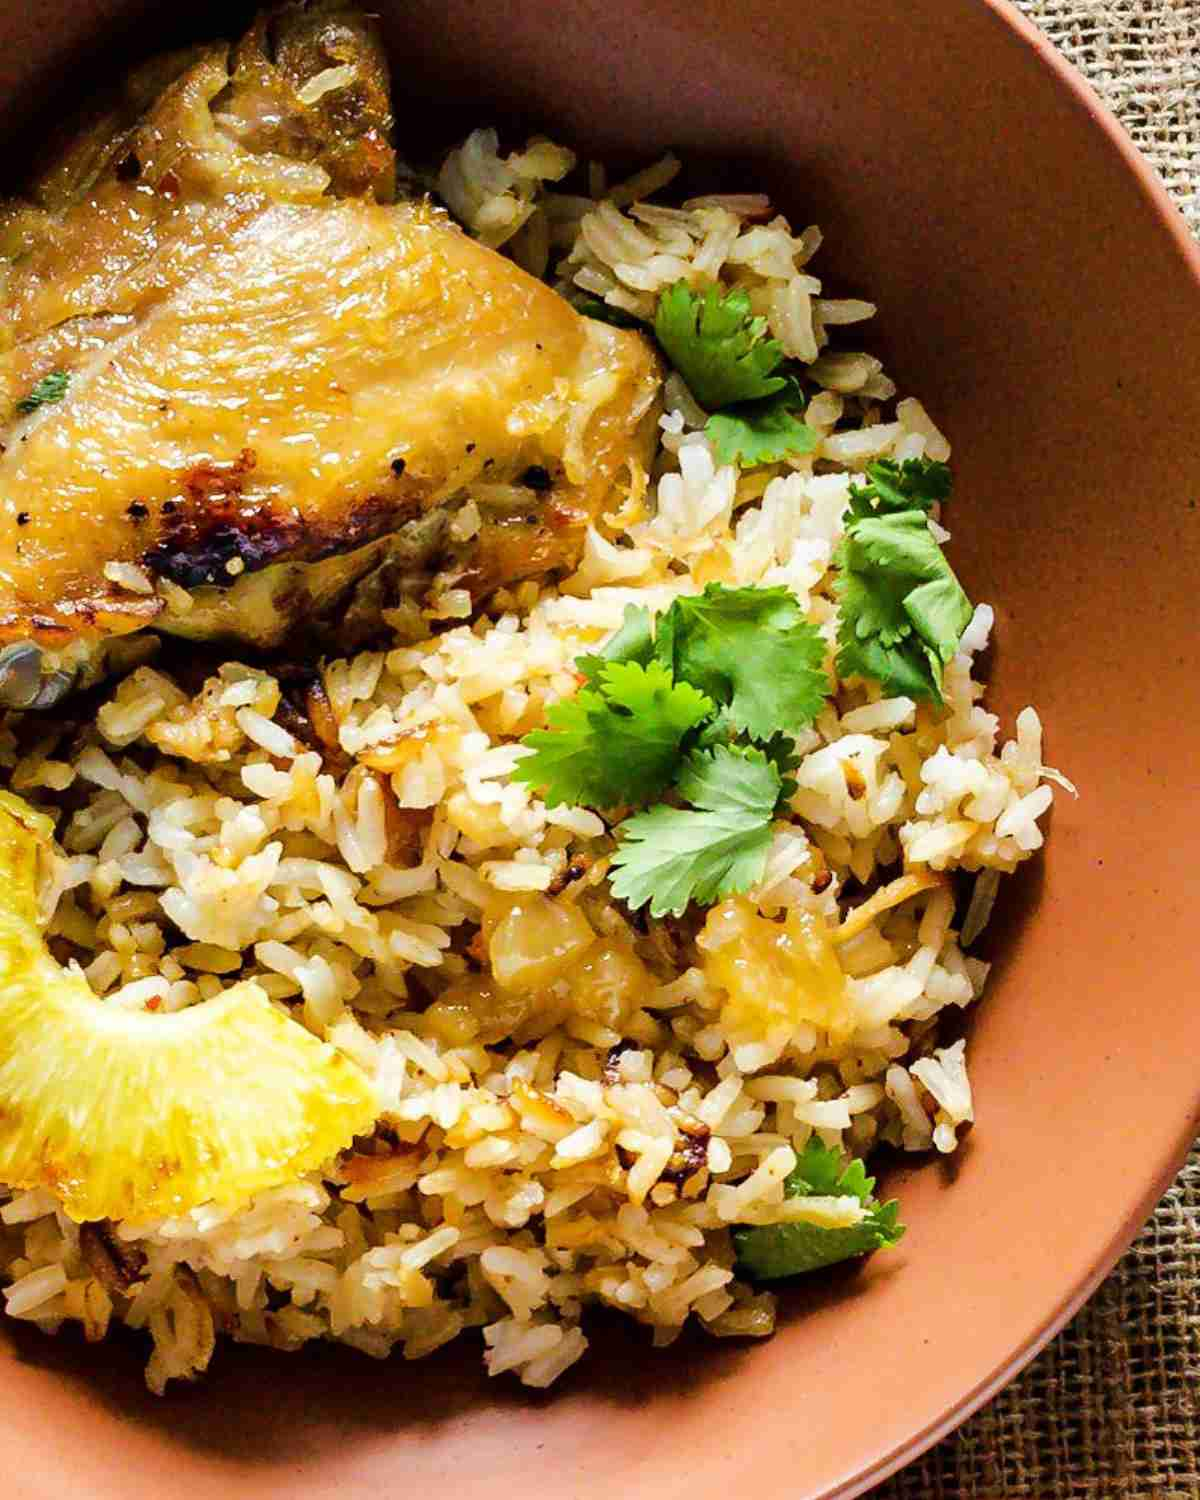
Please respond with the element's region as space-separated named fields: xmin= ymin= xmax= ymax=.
xmin=654 ymin=281 xmax=789 ymax=409
xmin=518 ymin=459 xmax=962 ymax=904
xmin=654 ymin=584 xmax=829 ymax=741
xmin=517 ymin=582 xmax=828 ymax=915
xmin=513 ymin=659 xmax=712 ymax=809
xmin=705 ymin=382 xmax=817 ymax=468
xmin=733 ymin=1137 xmax=905 ymax=1280
xmin=834 ymin=458 xmax=972 ymax=703
xmin=652 ymin=281 xmax=817 ymax=467
xmin=15 ymin=370 xmax=70 ymax=415
xmin=609 ymin=744 xmax=782 ymax=918
xmin=575 ymin=603 xmax=654 ymax=686
xmin=844 ymin=456 xmax=952 ymax=518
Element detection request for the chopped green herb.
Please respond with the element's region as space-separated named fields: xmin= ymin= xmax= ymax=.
xmin=15 ymin=371 xmax=69 ymax=416
xmin=753 ymin=727 xmax=803 ymax=802
xmin=733 ymin=1137 xmax=905 ymax=1280
xmin=846 ymin=456 xmax=952 ymax=519
xmin=576 ymin=603 xmax=654 ymax=687
xmin=835 ymin=463 xmax=971 ymax=703
xmin=705 ymin=383 xmax=817 ymax=468
xmin=654 ymin=281 xmax=788 ymax=409
xmin=609 ymin=744 xmax=781 ymax=918
xmin=654 ymin=584 xmax=829 ymax=741
xmin=519 ymin=585 xmax=831 ymax=913
xmin=513 ymin=659 xmax=712 ymax=810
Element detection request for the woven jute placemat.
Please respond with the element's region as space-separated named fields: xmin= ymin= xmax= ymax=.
xmin=881 ymin=4 xmax=1200 ymax=1495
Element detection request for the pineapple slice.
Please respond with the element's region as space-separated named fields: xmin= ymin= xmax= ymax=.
xmin=0 ymin=792 xmax=377 ymax=1222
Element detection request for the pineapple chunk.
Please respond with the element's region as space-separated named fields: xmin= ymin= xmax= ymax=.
xmin=0 ymin=794 xmax=376 ymax=1222
xmin=699 ymin=897 xmax=851 ymax=1046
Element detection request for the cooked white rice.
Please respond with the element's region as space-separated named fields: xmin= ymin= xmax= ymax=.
xmin=0 ymin=131 xmax=1065 ymax=1393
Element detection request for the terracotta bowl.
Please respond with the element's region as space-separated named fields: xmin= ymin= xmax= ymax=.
xmin=3 ymin=2 xmax=1199 ymax=1496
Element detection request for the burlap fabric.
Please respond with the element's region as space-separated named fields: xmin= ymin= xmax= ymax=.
xmin=880 ymin=4 xmax=1200 ymax=1494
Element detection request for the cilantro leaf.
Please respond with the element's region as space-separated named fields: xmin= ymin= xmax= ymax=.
xmin=733 ymin=1137 xmax=906 ymax=1281
xmin=576 ymin=604 xmax=654 ymax=687
xmin=693 ymin=715 xmax=801 ymax=802
xmin=755 ymin=729 xmax=803 ymax=803
xmin=514 ymin=660 xmax=712 ymax=809
xmin=609 ymin=744 xmax=780 ymax=917
xmin=835 ymin=506 xmax=972 ymax=704
xmin=839 ymin=511 xmax=941 ymax=644
xmin=705 ymin=384 xmax=818 ymax=468
xmin=654 ymin=583 xmax=829 ymax=740
xmin=15 ymin=370 xmax=69 ymax=415
xmin=792 ymin=1137 xmax=871 ymax=1196
xmin=846 ymin=457 xmax=952 ymax=520
xmin=654 ymin=281 xmax=788 ymax=409
xmin=833 ymin=629 xmax=944 ymax=702
xmin=691 ymin=711 xmax=739 ymax=752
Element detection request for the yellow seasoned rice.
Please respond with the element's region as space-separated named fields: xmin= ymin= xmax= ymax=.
xmin=0 ymin=133 xmax=1065 ymax=1393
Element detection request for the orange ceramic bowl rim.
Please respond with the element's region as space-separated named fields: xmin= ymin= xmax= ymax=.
xmin=856 ymin=13 xmax=1200 ymax=1488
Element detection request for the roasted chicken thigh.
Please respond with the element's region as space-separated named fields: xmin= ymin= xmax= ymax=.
xmin=0 ymin=2 xmax=660 ymax=703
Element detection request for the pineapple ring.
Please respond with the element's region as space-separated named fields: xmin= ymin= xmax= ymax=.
xmin=0 ymin=793 xmax=377 ymax=1223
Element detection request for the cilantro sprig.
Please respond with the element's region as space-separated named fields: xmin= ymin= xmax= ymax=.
xmin=653 ymin=281 xmax=817 ymax=468
xmin=655 ymin=584 xmax=828 ymax=740
xmin=513 ymin=659 xmax=712 ymax=809
xmin=834 ymin=458 xmax=972 ymax=704
xmin=705 ymin=380 xmax=818 ymax=469
xmin=655 ymin=282 xmax=788 ymax=409
xmin=515 ymin=583 xmax=830 ymax=916
xmin=610 ymin=745 xmax=781 ymax=917
xmin=733 ymin=1137 xmax=905 ymax=1280
xmin=575 ymin=603 xmax=654 ymax=687
xmin=845 ymin=456 xmax=952 ymax=517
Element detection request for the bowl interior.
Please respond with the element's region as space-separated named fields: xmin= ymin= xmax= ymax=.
xmin=3 ymin=3 xmax=1200 ymax=1498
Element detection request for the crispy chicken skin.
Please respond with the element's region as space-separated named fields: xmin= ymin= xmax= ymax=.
xmin=0 ymin=2 xmax=660 ymax=692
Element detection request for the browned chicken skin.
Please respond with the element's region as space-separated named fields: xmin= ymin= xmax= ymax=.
xmin=0 ymin=2 xmax=661 ymax=703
